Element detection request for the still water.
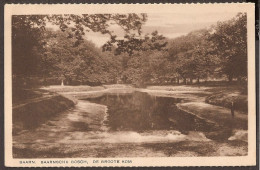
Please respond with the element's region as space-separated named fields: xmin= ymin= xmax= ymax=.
xmin=84 ymin=91 xmax=213 ymax=133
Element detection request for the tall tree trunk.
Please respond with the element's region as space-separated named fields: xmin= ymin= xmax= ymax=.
xmin=197 ymin=77 xmax=200 ymax=84
xmin=177 ymin=77 xmax=179 ymax=84
xmin=183 ymin=78 xmax=186 ymax=85
xmin=228 ymin=75 xmax=233 ymax=82
xmin=170 ymin=78 xmax=174 ymax=84
xmin=190 ymin=78 xmax=192 ymax=84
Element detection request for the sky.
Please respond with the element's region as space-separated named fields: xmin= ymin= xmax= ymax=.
xmin=85 ymin=12 xmax=239 ymax=47
xmin=47 ymin=12 xmax=239 ymax=47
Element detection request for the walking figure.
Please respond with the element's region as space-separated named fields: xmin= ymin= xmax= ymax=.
xmin=231 ymin=101 xmax=235 ymax=118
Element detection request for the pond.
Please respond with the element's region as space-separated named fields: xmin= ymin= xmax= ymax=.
xmin=83 ymin=91 xmax=214 ymax=134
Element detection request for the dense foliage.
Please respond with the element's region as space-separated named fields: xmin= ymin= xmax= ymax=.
xmin=12 ymin=13 xmax=247 ymax=87
xmin=40 ymin=29 xmax=122 ymax=85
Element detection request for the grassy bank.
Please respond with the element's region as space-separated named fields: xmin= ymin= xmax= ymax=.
xmin=205 ymin=85 xmax=247 ymax=113
xmin=13 ymin=88 xmax=75 ymax=134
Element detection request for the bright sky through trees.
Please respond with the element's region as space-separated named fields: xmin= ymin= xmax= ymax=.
xmin=45 ymin=12 xmax=238 ymax=47
xmin=81 ymin=12 xmax=239 ymax=47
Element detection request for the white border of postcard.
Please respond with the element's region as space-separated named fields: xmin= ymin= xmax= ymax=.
xmin=4 ymin=3 xmax=256 ymax=167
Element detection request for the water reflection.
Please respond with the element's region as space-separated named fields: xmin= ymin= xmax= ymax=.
xmin=84 ymin=91 xmax=213 ymax=134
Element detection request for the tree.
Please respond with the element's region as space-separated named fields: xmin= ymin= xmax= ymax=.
xmin=189 ymin=29 xmax=220 ymax=83
xmin=42 ymin=29 xmax=122 ymax=85
xmin=210 ymin=13 xmax=247 ymax=82
xmin=113 ymin=31 xmax=168 ymax=86
xmin=167 ymin=32 xmax=200 ymax=84
xmin=12 ymin=14 xmax=167 ymax=85
xmin=12 ymin=15 xmax=46 ymax=77
xmin=12 ymin=14 xmax=147 ymax=77
xmin=13 ymin=13 xmax=247 ymax=87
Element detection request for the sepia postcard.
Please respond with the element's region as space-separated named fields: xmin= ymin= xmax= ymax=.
xmin=4 ymin=3 xmax=256 ymax=167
